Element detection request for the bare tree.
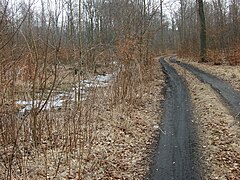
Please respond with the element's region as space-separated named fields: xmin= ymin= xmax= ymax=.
xmin=197 ymin=0 xmax=207 ymax=62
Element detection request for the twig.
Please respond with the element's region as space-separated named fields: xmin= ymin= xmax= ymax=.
xmin=235 ymin=112 xmax=240 ymax=120
xmin=229 ymin=112 xmax=240 ymax=128
xmin=159 ymin=127 xmax=166 ymax=135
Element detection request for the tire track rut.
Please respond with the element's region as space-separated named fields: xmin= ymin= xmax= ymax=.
xmin=149 ymin=58 xmax=200 ymax=180
xmin=171 ymin=58 xmax=240 ymax=118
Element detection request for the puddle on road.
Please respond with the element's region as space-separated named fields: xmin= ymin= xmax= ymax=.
xmin=16 ymin=74 xmax=112 ymax=115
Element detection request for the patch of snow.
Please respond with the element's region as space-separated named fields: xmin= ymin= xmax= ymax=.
xmin=95 ymin=74 xmax=111 ymax=83
xmin=16 ymin=73 xmax=113 ymax=114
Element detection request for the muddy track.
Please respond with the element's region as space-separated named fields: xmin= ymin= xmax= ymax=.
xmin=149 ymin=58 xmax=200 ymax=180
xmin=171 ymin=58 xmax=240 ymax=118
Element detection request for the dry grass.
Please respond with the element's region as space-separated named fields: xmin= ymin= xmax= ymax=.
xmin=206 ymin=44 xmax=240 ymax=66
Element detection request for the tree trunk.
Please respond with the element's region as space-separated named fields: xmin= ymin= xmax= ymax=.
xmin=160 ymin=0 xmax=164 ymax=49
xmin=197 ymin=0 xmax=207 ymax=62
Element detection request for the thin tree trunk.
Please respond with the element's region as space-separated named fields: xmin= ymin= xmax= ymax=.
xmin=160 ymin=0 xmax=163 ymax=49
xmin=197 ymin=0 xmax=207 ymax=62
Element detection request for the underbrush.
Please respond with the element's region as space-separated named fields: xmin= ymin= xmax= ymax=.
xmin=0 ymin=37 xmax=164 ymax=179
xmin=207 ymin=43 xmax=240 ymax=65
xmin=177 ymin=42 xmax=240 ymax=66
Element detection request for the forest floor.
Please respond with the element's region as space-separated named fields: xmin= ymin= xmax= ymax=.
xmin=0 ymin=59 xmax=165 ymax=179
xmin=1 ymin=56 xmax=240 ymax=179
xmin=82 ymin=60 xmax=165 ymax=179
xmin=150 ymin=57 xmax=240 ymax=179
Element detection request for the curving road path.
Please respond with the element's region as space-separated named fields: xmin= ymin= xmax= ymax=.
xmin=171 ymin=58 xmax=240 ymax=118
xmin=150 ymin=57 xmax=240 ymax=179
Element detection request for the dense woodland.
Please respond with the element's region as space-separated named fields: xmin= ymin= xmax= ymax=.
xmin=1 ymin=0 xmax=240 ymax=66
xmin=0 ymin=0 xmax=240 ymax=179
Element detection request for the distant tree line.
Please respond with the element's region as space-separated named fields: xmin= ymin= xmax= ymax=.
xmin=0 ymin=0 xmax=239 ymax=74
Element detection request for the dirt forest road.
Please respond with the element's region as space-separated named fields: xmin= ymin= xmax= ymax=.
xmin=149 ymin=57 xmax=240 ymax=179
xmin=172 ymin=59 xmax=240 ymax=117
